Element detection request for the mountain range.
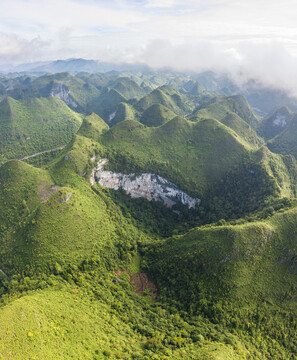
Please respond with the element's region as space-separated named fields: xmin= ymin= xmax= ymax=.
xmin=1 ymin=69 xmax=297 ymax=359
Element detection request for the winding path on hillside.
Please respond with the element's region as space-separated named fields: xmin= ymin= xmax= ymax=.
xmin=18 ymin=146 xmax=65 ymax=161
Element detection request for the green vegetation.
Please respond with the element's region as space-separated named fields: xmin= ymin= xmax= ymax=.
xmin=77 ymin=112 xmax=109 ymax=141
xmin=32 ymin=72 xmax=101 ymax=111
xmin=110 ymin=102 xmax=140 ymax=127
xmin=3 ymin=71 xmax=297 ymax=359
xmin=101 ymin=117 xmax=250 ymax=197
xmin=136 ymin=85 xmax=193 ymax=116
xmin=140 ymin=104 xmax=176 ymax=127
xmin=193 ymin=95 xmax=260 ymax=129
xmin=267 ymin=115 xmax=297 ymax=158
xmin=90 ymin=88 xmax=127 ymax=121
xmin=0 ymin=96 xmax=83 ymax=164
xmin=257 ymin=106 xmax=293 ymax=140
xmin=111 ymin=77 xmax=149 ymax=99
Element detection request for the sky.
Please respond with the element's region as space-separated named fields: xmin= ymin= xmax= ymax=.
xmin=1 ymin=0 xmax=297 ymax=92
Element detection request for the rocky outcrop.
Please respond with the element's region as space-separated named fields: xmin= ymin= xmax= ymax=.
xmin=91 ymin=159 xmax=200 ymax=209
xmin=50 ymin=83 xmax=78 ymax=108
xmin=272 ymin=114 xmax=287 ymax=127
xmin=108 ymin=111 xmax=116 ymax=123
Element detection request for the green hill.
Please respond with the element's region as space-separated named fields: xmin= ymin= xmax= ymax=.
xmin=194 ymin=95 xmax=260 ymax=129
xmin=99 ymin=116 xmax=297 ymax=222
xmin=110 ymin=102 xmax=140 ymax=127
xmin=192 ymin=110 xmax=263 ymax=149
xmin=77 ymin=112 xmax=109 ymax=141
xmin=110 ymin=77 xmax=149 ymax=99
xmin=0 ymin=160 xmax=54 ymax=232
xmin=32 ymin=72 xmax=101 ymax=111
xmin=136 ymin=86 xmax=192 ymax=116
xmin=0 ymin=96 xmax=83 ymax=164
xmin=0 ymin=135 xmax=147 ymax=274
xmin=140 ymin=103 xmax=176 ymax=127
xmin=90 ymin=88 xmax=127 ymax=122
xmin=100 ymin=117 xmax=252 ymax=197
xmin=168 ymin=76 xmax=207 ymax=95
xmin=267 ymin=114 xmax=297 ymax=158
xmin=257 ymin=106 xmax=293 ymax=140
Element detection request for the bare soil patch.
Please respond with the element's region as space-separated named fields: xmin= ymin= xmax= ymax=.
xmin=130 ymin=272 xmax=158 ymax=298
xmin=116 ymin=269 xmax=158 ymax=298
xmin=37 ymin=182 xmax=61 ymax=201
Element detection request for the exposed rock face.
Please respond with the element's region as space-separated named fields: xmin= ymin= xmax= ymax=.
xmin=108 ymin=111 xmax=116 ymax=123
xmin=273 ymin=114 xmax=287 ymax=127
xmin=91 ymin=159 xmax=200 ymax=209
xmin=50 ymin=83 xmax=78 ymax=108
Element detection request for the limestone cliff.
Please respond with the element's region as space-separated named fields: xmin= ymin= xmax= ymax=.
xmin=50 ymin=83 xmax=78 ymax=108
xmin=90 ymin=159 xmax=200 ymax=208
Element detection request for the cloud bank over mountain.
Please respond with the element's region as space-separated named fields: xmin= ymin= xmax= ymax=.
xmin=1 ymin=0 xmax=297 ymax=94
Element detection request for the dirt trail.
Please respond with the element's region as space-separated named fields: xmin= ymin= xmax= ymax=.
xmin=18 ymin=146 xmax=65 ymax=160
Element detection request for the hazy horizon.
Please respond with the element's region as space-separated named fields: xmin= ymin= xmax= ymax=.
xmin=2 ymin=0 xmax=297 ymax=94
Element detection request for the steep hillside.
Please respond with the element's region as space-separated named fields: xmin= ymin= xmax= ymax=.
xmin=77 ymin=112 xmax=109 ymax=141
xmin=193 ymin=95 xmax=260 ymax=129
xmin=0 ymin=160 xmax=54 ymax=232
xmin=100 ymin=117 xmax=252 ymax=197
xmin=110 ymin=102 xmax=140 ymax=127
xmin=0 ymin=135 xmax=147 ymax=274
xmin=0 ymin=96 xmax=83 ymax=163
xmin=90 ymin=88 xmax=127 ymax=122
xmin=145 ymin=205 xmax=297 ymax=358
xmin=136 ymin=86 xmax=192 ymax=116
xmin=267 ymin=114 xmax=297 ymax=158
xmin=31 ymin=72 xmax=101 ymax=111
xmin=110 ymin=77 xmax=149 ymax=99
xmin=257 ymin=106 xmax=293 ymax=140
xmin=140 ymin=103 xmax=176 ymax=127
xmin=192 ymin=110 xmax=263 ymax=149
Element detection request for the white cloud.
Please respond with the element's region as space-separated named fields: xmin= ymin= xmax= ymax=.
xmin=145 ymin=0 xmax=177 ymax=8
xmin=138 ymin=39 xmax=297 ymax=96
xmin=1 ymin=0 xmax=297 ymax=94
xmin=0 ymin=33 xmax=49 ymax=63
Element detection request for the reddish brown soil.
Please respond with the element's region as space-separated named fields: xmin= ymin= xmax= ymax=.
xmin=116 ymin=269 xmax=158 ymax=298
xmin=130 ymin=272 xmax=158 ymax=298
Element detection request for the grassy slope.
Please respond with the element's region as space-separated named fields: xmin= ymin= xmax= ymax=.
xmin=194 ymin=95 xmax=260 ymax=129
xmin=148 ymin=204 xmax=297 ymax=309
xmin=136 ymin=86 xmax=192 ymax=116
xmin=192 ymin=110 xmax=263 ymax=149
xmin=0 ymin=288 xmax=143 ymax=360
xmin=90 ymin=88 xmax=127 ymax=122
xmin=100 ymin=117 xmax=255 ymax=197
xmin=111 ymin=77 xmax=148 ymax=99
xmin=0 ymin=160 xmax=54 ymax=232
xmin=257 ymin=106 xmax=293 ymax=140
xmin=140 ymin=104 xmax=176 ymax=127
xmin=0 ymin=134 xmax=147 ymax=274
xmin=32 ymin=72 xmax=101 ymax=111
xmin=0 ymin=284 xmax=245 ymax=360
xmin=267 ymin=114 xmax=297 ymax=158
xmin=77 ymin=113 xmax=109 ymax=141
xmin=110 ymin=102 xmax=140 ymax=127
xmin=0 ymin=96 xmax=83 ymax=162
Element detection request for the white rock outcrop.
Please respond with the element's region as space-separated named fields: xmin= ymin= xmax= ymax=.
xmin=273 ymin=114 xmax=287 ymax=127
xmin=50 ymin=83 xmax=78 ymax=108
xmin=90 ymin=159 xmax=200 ymax=209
